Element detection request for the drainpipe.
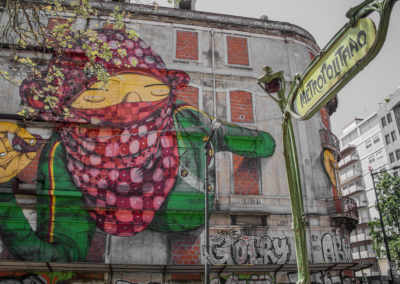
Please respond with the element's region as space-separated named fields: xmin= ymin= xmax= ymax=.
xmin=210 ymin=29 xmax=219 ymax=206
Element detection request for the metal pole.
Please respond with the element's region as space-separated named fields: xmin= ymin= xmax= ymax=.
xmin=204 ymin=130 xmax=215 ymax=284
xmin=370 ymin=171 xmax=394 ymax=284
xmin=204 ymin=143 xmax=210 ymax=284
xmin=257 ymin=70 xmax=310 ymax=284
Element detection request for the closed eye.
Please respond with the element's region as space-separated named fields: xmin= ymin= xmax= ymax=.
xmin=151 ymin=89 xmax=170 ymax=96
xmin=84 ymin=96 xmax=105 ymax=102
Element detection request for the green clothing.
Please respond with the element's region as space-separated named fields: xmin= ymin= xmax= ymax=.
xmin=0 ymin=101 xmax=275 ymax=262
xmin=0 ymin=133 xmax=95 ymax=262
xmin=149 ymin=101 xmax=275 ymax=231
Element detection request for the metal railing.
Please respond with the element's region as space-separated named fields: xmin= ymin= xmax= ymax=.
xmin=339 ymin=153 xmax=359 ymax=168
xmin=342 ymin=184 xmax=364 ymax=196
xmin=320 ymin=129 xmax=340 ymax=157
xmin=359 ymin=217 xmax=370 ymax=224
xmin=340 ymin=169 xmax=362 ymax=184
xmin=326 ymin=196 xmax=359 ymax=220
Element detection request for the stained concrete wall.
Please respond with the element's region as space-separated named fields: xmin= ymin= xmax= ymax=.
xmin=0 ymin=3 xmax=354 ymax=284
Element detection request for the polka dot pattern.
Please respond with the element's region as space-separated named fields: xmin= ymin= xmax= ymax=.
xmin=62 ymin=102 xmax=179 ymax=236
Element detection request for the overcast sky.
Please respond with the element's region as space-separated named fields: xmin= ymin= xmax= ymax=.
xmin=157 ymin=0 xmax=400 ymax=137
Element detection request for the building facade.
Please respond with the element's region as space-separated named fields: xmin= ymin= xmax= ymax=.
xmin=0 ymin=2 xmax=363 ymax=284
xmin=377 ymin=87 xmax=400 ymax=174
xmin=338 ymin=114 xmax=389 ymax=283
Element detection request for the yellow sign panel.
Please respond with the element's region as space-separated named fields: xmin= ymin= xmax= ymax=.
xmin=294 ymin=18 xmax=376 ymax=117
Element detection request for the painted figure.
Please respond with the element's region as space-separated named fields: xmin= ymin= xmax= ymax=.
xmin=0 ymin=30 xmax=275 ymax=262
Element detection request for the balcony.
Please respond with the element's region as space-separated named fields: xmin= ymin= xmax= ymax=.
xmin=326 ymin=196 xmax=359 ymax=221
xmin=351 ymin=235 xmax=357 ymax=243
xmin=339 ymin=153 xmax=359 ymax=170
xmin=356 ymin=200 xmax=368 ymax=208
xmin=359 ymin=217 xmax=370 ymax=224
xmin=340 ymin=169 xmax=362 ymax=185
xmin=357 ymin=234 xmax=366 ymax=241
xmin=342 ymin=184 xmax=364 ymax=196
xmin=352 ymin=251 xmax=377 ymax=260
xmin=320 ymin=129 xmax=341 ymax=160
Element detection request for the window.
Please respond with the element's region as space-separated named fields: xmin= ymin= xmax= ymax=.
xmin=390 ymin=152 xmax=395 ymax=163
xmin=394 ymin=171 xmax=399 ymax=178
xmin=376 ymin=151 xmax=384 ymax=160
xmin=356 ymin=179 xmax=362 ymax=186
xmin=349 ymin=129 xmax=359 ymax=141
xmin=366 ymin=140 xmax=372 ymax=149
xmin=226 ymin=36 xmax=250 ymax=66
xmin=373 ymin=136 xmax=380 ymax=144
xmin=381 ymin=117 xmax=387 ymax=128
xmin=175 ymin=30 xmax=199 ymax=61
xmin=396 ymin=149 xmax=400 ymax=160
xmin=360 ymin=115 xmax=379 ymax=135
xmin=387 ymin=113 xmax=393 ymax=124
xmin=386 ymin=134 xmax=391 ymax=145
xmin=391 ymin=131 xmax=397 ymax=142
xmin=368 ymin=156 xmax=375 ymax=164
xmin=342 ymin=135 xmax=351 ymax=147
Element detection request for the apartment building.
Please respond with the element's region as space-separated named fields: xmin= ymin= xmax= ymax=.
xmin=377 ymin=86 xmax=400 ymax=174
xmin=338 ymin=113 xmax=387 ymax=283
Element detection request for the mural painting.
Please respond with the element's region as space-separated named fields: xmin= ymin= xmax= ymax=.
xmin=207 ymin=233 xmax=350 ymax=265
xmin=0 ymin=29 xmax=275 ymax=261
xmin=0 ymin=271 xmax=86 ymax=284
xmin=287 ymin=271 xmax=354 ymax=284
xmin=210 ymin=274 xmax=273 ymax=284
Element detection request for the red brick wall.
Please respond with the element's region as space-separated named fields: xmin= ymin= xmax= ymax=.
xmin=47 ymin=18 xmax=68 ymax=30
xmin=227 ymin=36 xmax=249 ymax=65
xmin=171 ymin=235 xmax=200 ymax=265
xmin=103 ymin=22 xmax=126 ymax=31
xmin=319 ymin=106 xmax=330 ymax=130
xmin=230 ymin=91 xmax=254 ymax=123
xmin=17 ymin=148 xmax=42 ymax=183
xmin=233 ymin=154 xmax=259 ymax=195
xmin=309 ymin=51 xmax=315 ymax=61
xmin=176 ymin=31 xmax=199 ymax=60
xmin=176 ymin=86 xmax=199 ymax=108
xmin=85 ymin=232 xmax=107 ymax=262
xmin=172 ymin=273 xmax=201 ymax=281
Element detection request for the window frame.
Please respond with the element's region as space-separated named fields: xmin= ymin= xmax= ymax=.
xmin=387 ymin=113 xmax=393 ymax=124
xmin=385 ymin=134 xmax=391 ymax=145
xmin=366 ymin=140 xmax=372 ymax=149
xmin=172 ymin=28 xmax=203 ymax=63
xmin=396 ymin=149 xmax=400 ymax=160
xmin=389 ymin=152 xmax=395 ymax=163
xmin=391 ymin=131 xmax=397 ymax=142
xmin=368 ymin=155 xmax=376 ymax=164
xmin=223 ymin=34 xmax=253 ymax=69
xmin=373 ymin=136 xmax=380 ymax=144
xmin=381 ymin=117 xmax=387 ymax=128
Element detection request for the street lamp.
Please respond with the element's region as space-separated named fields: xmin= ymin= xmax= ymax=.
xmin=204 ymin=118 xmax=222 ymax=284
xmin=369 ymin=165 xmax=400 ymax=284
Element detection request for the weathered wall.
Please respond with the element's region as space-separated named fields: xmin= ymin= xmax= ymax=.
xmin=0 ymin=4 xmax=351 ymax=283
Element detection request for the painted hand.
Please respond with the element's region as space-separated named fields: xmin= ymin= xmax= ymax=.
xmin=0 ymin=122 xmax=43 ymax=183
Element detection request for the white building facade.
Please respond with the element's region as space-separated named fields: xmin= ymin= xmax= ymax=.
xmin=338 ymin=113 xmax=388 ymax=282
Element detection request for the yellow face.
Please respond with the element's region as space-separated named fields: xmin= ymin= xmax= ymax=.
xmin=70 ymin=74 xmax=171 ymax=109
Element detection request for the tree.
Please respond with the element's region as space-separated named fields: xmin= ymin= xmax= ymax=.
xmin=0 ymin=0 xmax=179 ymax=118
xmin=368 ymin=172 xmax=400 ymax=263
